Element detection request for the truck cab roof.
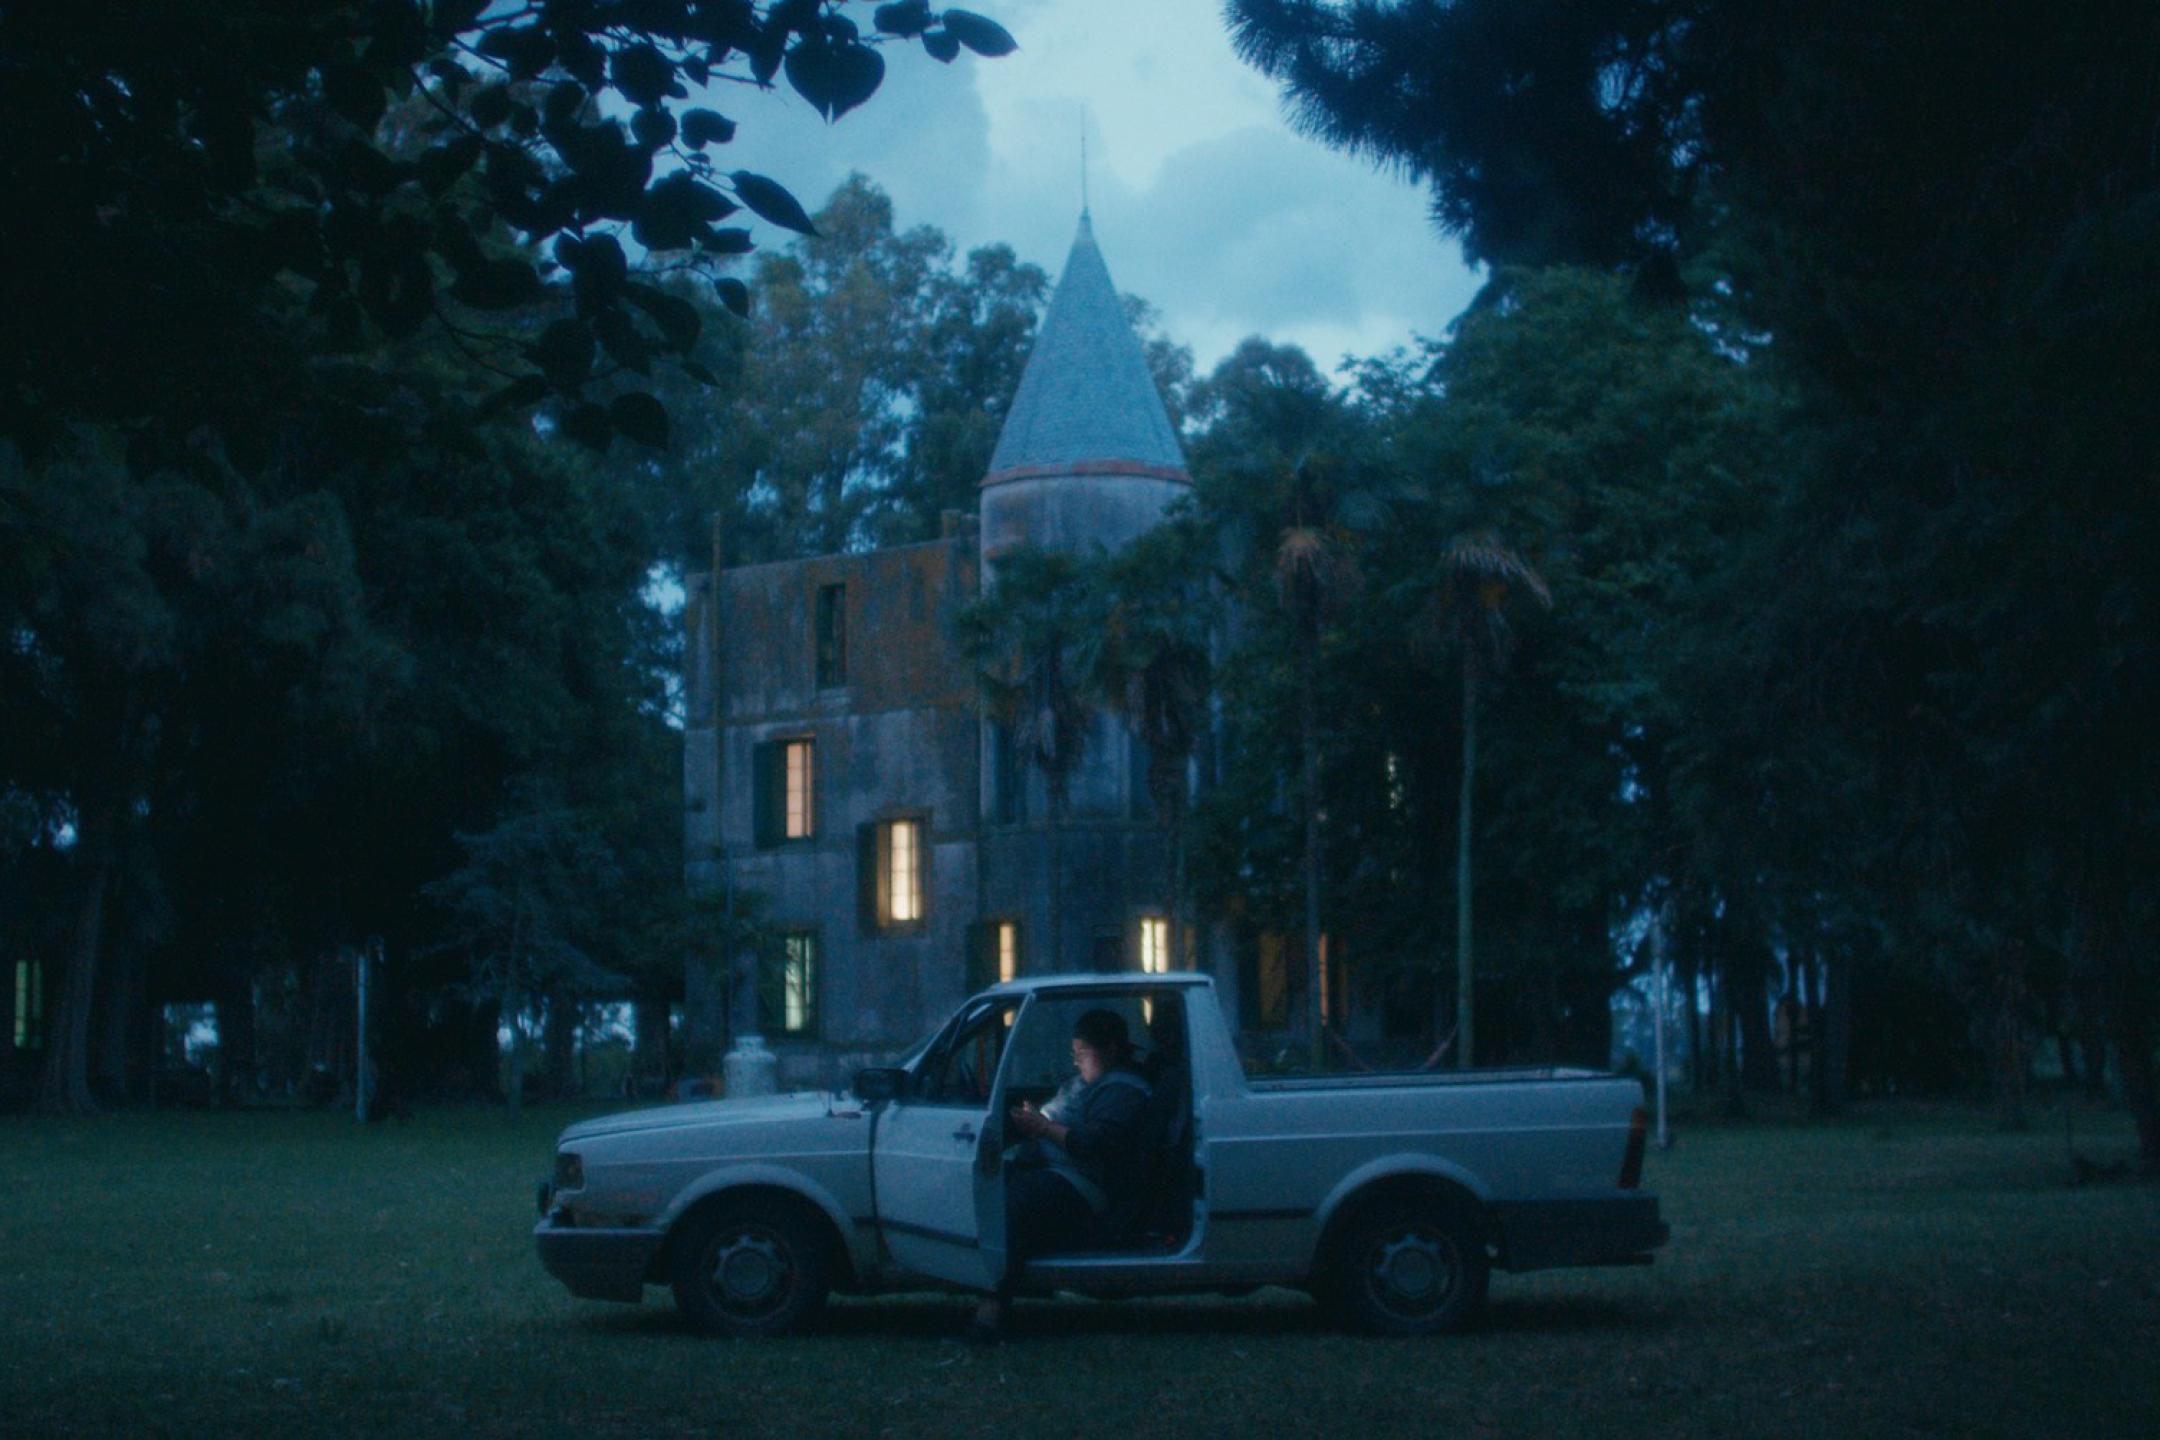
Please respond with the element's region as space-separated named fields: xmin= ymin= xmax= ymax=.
xmin=975 ymin=972 xmax=1214 ymax=997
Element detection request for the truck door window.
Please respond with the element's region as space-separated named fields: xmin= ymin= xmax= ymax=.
xmin=916 ymin=998 xmax=1021 ymax=1106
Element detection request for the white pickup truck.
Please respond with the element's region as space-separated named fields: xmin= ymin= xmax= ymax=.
xmin=534 ymin=973 xmax=1666 ymax=1335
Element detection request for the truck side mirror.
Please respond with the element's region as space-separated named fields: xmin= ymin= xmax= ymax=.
xmin=852 ymin=1067 xmax=906 ymax=1104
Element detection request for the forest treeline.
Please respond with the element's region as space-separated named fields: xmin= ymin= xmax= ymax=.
xmin=1 ymin=3 xmax=2153 ymax=1161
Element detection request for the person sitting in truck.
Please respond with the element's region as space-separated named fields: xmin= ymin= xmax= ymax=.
xmin=969 ymin=1008 xmax=1155 ymax=1343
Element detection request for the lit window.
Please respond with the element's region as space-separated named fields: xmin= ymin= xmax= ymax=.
xmin=889 ymin=820 xmax=919 ymax=921
xmin=1140 ymin=917 xmax=1170 ymax=974
xmin=783 ymin=934 xmax=814 ymax=1033
xmin=1384 ymin=751 xmax=1405 ymax=812
xmin=784 ymin=740 xmax=813 ymax=839
xmin=997 ymin=921 xmax=1018 ymax=983
xmin=761 ymin=932 xmax=817 ymax=1036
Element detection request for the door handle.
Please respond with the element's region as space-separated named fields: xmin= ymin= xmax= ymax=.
xmin=951 ymin=1124 xmax=976 ymax=1143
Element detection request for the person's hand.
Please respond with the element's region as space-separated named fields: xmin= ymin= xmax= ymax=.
xmin=1008 ymin=1100 xmax=1047 ymax=1139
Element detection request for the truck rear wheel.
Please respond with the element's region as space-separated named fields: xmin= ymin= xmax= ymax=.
xmin=1327 ymin=1200 xmax=1489 ymax=1336
xmin=668 ymin=1194 xmax=832 ymax=1337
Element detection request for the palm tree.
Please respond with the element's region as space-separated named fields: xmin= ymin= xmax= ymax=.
xmin=1433 ymin=532 xmax=1551 ymax=1067
xmin=955 ymin=546 xmax=1103 ymax=971
xmin=1092 ymin=525 xmax=1216 ymax=978
xmin=1273 ymin=456 xmax=1362 ymax=1069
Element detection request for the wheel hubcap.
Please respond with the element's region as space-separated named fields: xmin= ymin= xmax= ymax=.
xmin=1367 ymin=1226 xmax=1457 ymax=1319
xmin=709 ymin=1228 xmax=793 ymax=1317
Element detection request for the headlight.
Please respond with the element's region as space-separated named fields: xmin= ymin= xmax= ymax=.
xmin=554 ymin=1151 xmax=584 ymax=1191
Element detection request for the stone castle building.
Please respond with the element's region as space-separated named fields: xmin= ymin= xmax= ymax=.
xmin=680 ymin=214 xmax=1238 ymax=1085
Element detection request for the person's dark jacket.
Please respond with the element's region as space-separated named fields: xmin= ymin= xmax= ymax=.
xmin=1059 ymin=1063 xmax=1155 ymax=1203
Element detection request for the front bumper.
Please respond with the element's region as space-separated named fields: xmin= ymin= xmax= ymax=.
xmin=534 ymin=1214 xmax=665 ymax=1303
xmin=1491 ymin=1192 xmax=1669 ymax=1272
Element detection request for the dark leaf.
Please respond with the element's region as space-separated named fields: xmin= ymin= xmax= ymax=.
xmin=366 ymin=2 xmax=430 ymax=68
xmin=769 ymin=0 xmax=823 ymax=38
xmin=531 ymin=319 xmax=595 ymax=385
xmin=874 ymin=1 xmax=932 ymax=37
xmin=941 ymin=10 xmax=1018 ymax=57
xmin=681 ymin=359 xmax=720 ymax=387
xmin=427 ymin=58 xmax=473 ymax=92
xmin=323 ymin=62 xmax=388 ymax=133
xmin=559 ymin=401 xmax=613 ymax=451
xmin=542 ymin=81 xmax=587 ymax=129
xmin=729 ymin=171 xmax=818 ymax=235
xmin=483 ymin=374 xmax=549 ymax=412
xmin=417 ymin=136 xmax=483 ymax=196
xmin=921 ymin=28 xmax=960 ymax=63
xmin=558 ymin=232 xmax=629 ymax=300
xmin=327 ymin=294 xmax=365 ymax=351
xmin=449 ymin=257 xmax=541 ymax=309
xmin=594 ymin=309 xmax=654 ymax=374
xmin=476 ymin=25 xmax=555 ymax=79
xmin=681 ymin=109 xmax=738 ymax=148
xmin=749 ymin=27 xmax=787 ymax=86
xmin=627 ymin=284 xmax=702 ymax=350
xmin=784 ymin=36 xmax=885 ymax=122
xmin=715 ymin=277 xmax=751 ymax=319
xmin=631 ymin=106 xmax=677 ymax=151
xmin=609 ymin=391 xmax=670 ymax=447
xmin=612 ymin=45 xmax=684 ymax=108
xmin=332 ymin=139 xmax=408 ymax=196
xmin=696 ymin=226 xmax=755 ymax=255
xmin=558 ymin=33 xmax=607 ymax=89
xmin=468 ymin=82 xmax=513 ymax=128
xmin=432 ymin=0 xmax=489 ymax=37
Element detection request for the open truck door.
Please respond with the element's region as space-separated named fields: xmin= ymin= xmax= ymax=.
xmin=871 ymin=993 xmax=1024 ymax=1290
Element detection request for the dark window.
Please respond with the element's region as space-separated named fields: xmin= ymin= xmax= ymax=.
xmin=760 ymin=932 xmax=818 ymax=1036
xmin=991 ymin=721 xmax=1026 ymax=823
xmin=815 ymin=583 xmax=847 ymax=688
xmin=1092 ymin=926 xmax=1124 ymax=971
xmin=1241 ymin=932 xmax=1291 ymax=1030
xmin=1128 ymin=728 xmax=1155 ymax=821
xmin=12 ymin=959 xmax=43 ymax=1050
xmin=916 ymin=997 xmax=1021 ymax=1105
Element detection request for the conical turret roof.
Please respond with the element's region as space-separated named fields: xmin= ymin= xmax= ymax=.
xmin=987 ymin=215 xmax=1187 ymax=480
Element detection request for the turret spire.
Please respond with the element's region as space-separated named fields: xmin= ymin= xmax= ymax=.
xmin=985 ymin=215 xmax=1185 ymax=480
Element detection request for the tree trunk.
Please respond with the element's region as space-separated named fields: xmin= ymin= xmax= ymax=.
xmin=503 ymin=982 xmax=524 ymax=1117
xmin=218 ymin=960 xmax=258 ymax=1106
xmin=1992 ymin=941 xmax=2031 ymax=1131
xmin=1301 ymin=635 xmax=1323 ymax=1070
xmin=1047 ymin=778 xmax=1066 ymax=972
xmin=543 ymin=989 xmax=576 ymax=1099
xmin=632 ymin=992 xmax=670 ymax=1090
xmin=1680 ymin=921 xmax=1704 ymax=1092
xmin=1736 ymin=941 xmax=1780 ymax=1093
xmin=38 ymin=802 xmax=118 ymax=1115
xmin=2090 ymin=886 xmax=2159 ymax=1169
xmin=1451 ymin=658 xmax=1476 ymax=1067
xmin=92 ymin=936 xmax=140 ymax=1104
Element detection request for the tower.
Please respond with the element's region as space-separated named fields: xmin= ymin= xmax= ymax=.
xmin=975 ymin=213 xmax=1191 ymax=977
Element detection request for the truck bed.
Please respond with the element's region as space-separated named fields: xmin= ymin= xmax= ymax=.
xmin=1245 ymin=1065 xmax=1609 ymax=1092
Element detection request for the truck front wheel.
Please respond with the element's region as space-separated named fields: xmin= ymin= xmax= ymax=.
xmin=1327 ymin=1200 xmax=1489 ymax=1336
xmin=668 ymin=1194 xmax=833 ymax=1337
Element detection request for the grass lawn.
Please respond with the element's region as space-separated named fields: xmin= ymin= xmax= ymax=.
xmin=2 ymin=1097 xmax=2155 ymax=1439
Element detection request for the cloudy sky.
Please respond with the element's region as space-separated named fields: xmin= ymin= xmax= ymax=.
xmin=710 ymin=1 xmax=1484 ymax=373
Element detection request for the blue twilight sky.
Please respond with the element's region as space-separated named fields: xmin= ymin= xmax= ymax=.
xmin=700 ymin=1 xmax=1484 ymax=374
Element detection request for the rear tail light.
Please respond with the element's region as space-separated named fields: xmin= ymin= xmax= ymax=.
xmin=1617 ymin=1106 xmax=1648 ymax=1189
xmin=554 ymin=1151 xmax=584 ymax=1192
